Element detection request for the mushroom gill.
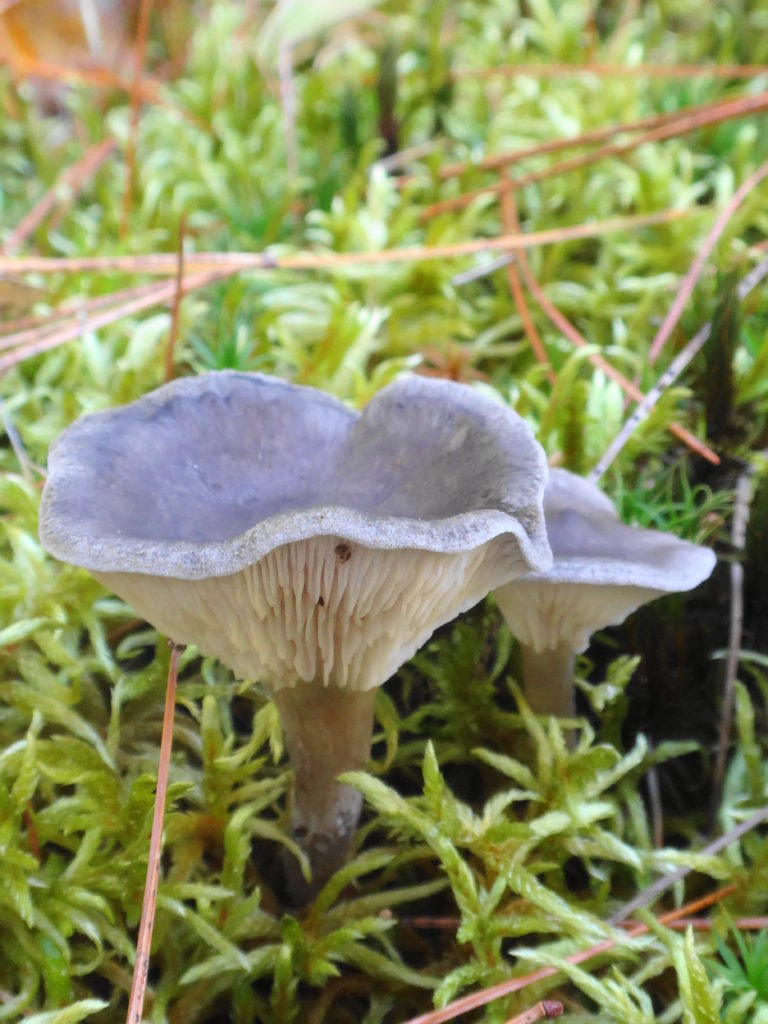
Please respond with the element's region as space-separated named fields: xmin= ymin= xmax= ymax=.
xmin=495 ymin=468 xmax=717 ymax=723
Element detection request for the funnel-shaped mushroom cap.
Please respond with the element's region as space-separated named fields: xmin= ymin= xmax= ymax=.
xmin=40 ymin=371 xmax=551 ymax=691
xmin=495 ymin=468 xmax=717 ymax=654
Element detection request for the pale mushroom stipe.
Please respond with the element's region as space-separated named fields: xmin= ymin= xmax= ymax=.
xmin=39 ymin=370 xmax=552 ymax=901
xmin=495 ymin=468 xmax=717 ymax=721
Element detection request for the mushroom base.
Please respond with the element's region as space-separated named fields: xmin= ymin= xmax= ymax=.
xmin=274 ymin=685 xmax=377 ymax=904
xmin=519 ymin=642 xmax=576 ymax=720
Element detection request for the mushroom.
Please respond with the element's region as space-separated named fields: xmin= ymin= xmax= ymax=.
xmin=494 ymin=468 xmax=717 ymax=721
xmin=39 ymin=370 xmax=551 ymax=900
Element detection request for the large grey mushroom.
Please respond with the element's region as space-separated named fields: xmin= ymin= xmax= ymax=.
xmin=495 ymin=468 xmax=716 ymax=722
xmin=39 ymin=371 xmax=551 ymax=900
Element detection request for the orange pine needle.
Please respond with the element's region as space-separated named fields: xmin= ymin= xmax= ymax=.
xmin=648 ymin=158 xmax=768 ymax=363
xmin=0 ymin=208 xmax=688 ymax=279
xmin=0 ymin=279 xmax=175 ymax=352
xmin=509 ymin=238 xmax=720 ymax=465
xmin=452 ymin=62 xmax=768 ymax=82
xmin=499 ymin=174 xmax=555 ymax=382
xmin=401 ymin=884 xmax=737 ymax=1024
xmin=0 ymin=270 xmax=227 ymax=376
xmin=125 ymin=643 xmax=183 ymax=1024
xmin=420 ymin=90 xmax=768 ymax=221
xmin=434 ymin=90 xmax=763 ymax=182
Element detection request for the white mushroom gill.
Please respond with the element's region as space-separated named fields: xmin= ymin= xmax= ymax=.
xmin=97 ymin=533 xmax=519 ymax=691
xmin=495 ymin=468 xmax=717 ymax=726
xmin=495 ymin=579 xmax=663 ymax=656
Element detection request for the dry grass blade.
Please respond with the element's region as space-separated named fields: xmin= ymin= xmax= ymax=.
xmin=401 ymin=885 xmax=737 ymax=1024
xmin=0 ymin=279 xmax=178 ymax=352
xmin=0 ymin=208 xmax=688 ymax=278
xmin=1 ymin=138 xmax=116 ymax=254
xmin=452 ymin=62 xmax=768 ymax=82
xmin=590 ymin=327 xmax=715 ymax=478
xmin=429 ymin=90 xmax=768 ymax=183
xmin=420 ymin=90 xmax=768 ymax=220
xmin=609 ymin=807 xmax=768 ymax=925
xmin=648 ymin=158 xmax=768 ymax=363
xmin=0 ymin=270 xmax=229 ymax=375
xmin=125 ymin=642 xmax=183 ymax=1024
xmin=709 ymin=468 xmax=754 ymax=828
xmin=639 ymin=917 xmax=768 ymax=932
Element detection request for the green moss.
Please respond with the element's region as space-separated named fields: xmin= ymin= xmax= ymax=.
xmin=1 ymin=0 xmax=768 ymax=1019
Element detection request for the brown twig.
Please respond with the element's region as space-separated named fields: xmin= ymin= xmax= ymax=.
xmin=648 ymin=159 xmax=768 ymax=364
xmin=420 ymin=90 xmax=768 ymax=220
xmin=125 ymin=642 xmax=183 ymax=1024
xmin=120 ymin=0 xmax=154 ymax=238
xmin=0 ymin=207 xmax=688 ymax=279
xmin=164 ymin=215 xmax=186 ymax=381
xmin=499 ymin=174 xmax=555 ymax=382
xmin=401 ymin=885 xmax=736 ymax=1024
xmin=1 ymin=139 xmax=116 ymax=254
xmin=710 ymin=468 xmax=754 ymax=828
xmin=505 ymin=1000 xmax=563 ymax=1023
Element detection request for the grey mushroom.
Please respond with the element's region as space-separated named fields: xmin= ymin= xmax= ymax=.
xmin=495 ymin=468 xmax=717 ymax=721
xmin=39 ymin=370 xmax=551 ymax=900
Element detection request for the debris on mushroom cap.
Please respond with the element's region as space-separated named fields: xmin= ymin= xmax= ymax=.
xmin=39 ymin=371 xmax=552 ymax=690
xmin=495 ymin=467 xmax=717 ymax=655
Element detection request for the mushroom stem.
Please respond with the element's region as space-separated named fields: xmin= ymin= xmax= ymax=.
xmin=518 ymin=642 xmax=576 ymax=720
xmin=274 ymin=685 xmax=377 ymax=904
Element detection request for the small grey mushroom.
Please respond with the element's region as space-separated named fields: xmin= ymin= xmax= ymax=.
xmin=495 ymin=468 xmax=717 ymax=722
xmin=39 ymin=370 xmax=551 ymax=901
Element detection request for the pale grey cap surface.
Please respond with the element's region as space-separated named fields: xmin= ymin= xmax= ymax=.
xmin=496 ymin=468 xmax=717 ymax=654
xmin=40 ymin=371 xmax=551 ymax=578
xmin=39 ymin=371 xmax=552 ymax=690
